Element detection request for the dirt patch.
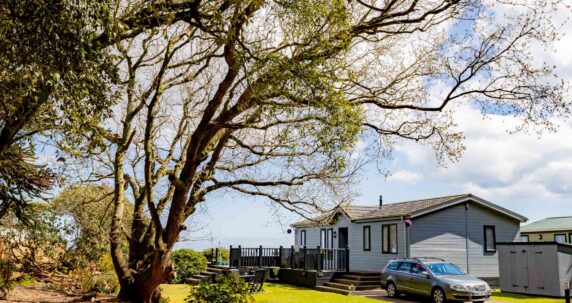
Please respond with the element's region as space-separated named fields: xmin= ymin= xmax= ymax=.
xmin=0 ymin=285 xmax=116 ymax=303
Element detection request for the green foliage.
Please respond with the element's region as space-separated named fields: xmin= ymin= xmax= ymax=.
xmin=187 ymin=274 xmax=251 ymax=303
xmin=0 ymin=203 xmax=68 ymax=275
xmin=91 ymin=271 xmax=120 ymax=294
xmin=0 ymin=0 xmax=116 ymax=222
xmin=17 ymin=274 xmax=36 ymax=287
xmin=0 ymin=258 xmax=15 ymax=299
xmin=0 ymin=0 xmax=116 ymax=149
xmin=74 ymin=266 xmax=119 ymax=294
xmin=202 ymin=248 xmax=230 ymax=262
xmin=171 ymin=249 xmax=208 ymax=284
xmin=52 ymin=185 xmax=133 ymax=268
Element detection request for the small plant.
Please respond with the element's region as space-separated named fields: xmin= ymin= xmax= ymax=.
xmin=0 ymin=258 xmax=15 ymax=299
xmin=17 ymin=274 xmax=36 ymax=286
xmin=91 ymin=272 xmax=119 ymax=294
xmin=187 ymin=274 xmax=251 ymax=303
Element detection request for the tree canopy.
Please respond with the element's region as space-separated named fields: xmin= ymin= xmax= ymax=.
xmin=2 ymin=0 xmax=569 ymax=302
xmin=0 ymin=0 xmax=116 ymax=219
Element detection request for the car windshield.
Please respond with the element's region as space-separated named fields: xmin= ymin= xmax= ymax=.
xmin=427 ymin=263 xmax=466 ymax=276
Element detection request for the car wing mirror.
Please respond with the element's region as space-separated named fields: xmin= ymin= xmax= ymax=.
xmin=420 ymin=271 xmax=430 ymax=278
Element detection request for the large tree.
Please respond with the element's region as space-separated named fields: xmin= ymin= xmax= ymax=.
xmin=82 ymin=0 xmax=567 ymax=302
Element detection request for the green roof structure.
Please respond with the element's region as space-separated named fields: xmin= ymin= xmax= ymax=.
xmin=521 ymin=216 xmax=572 ymax=233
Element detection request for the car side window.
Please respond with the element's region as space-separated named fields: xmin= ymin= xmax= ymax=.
xmin=397 ymin=262 xmax=412 ymax=272
xmin=387 ymin=261 xmax=400 ymax=270
xmin=410 ymin=263 xmax=426 ymax=274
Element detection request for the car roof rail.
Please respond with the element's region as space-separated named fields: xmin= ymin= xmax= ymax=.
xmin=412 ymin=257 xmax=446 ymax=262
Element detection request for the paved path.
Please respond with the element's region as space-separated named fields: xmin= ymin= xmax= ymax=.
xmin=366 ymin=294 xmax=508 ymax=303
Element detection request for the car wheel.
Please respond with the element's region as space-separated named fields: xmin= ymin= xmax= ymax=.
xmin=386 ymin=281 xmax=398 ymax=298
xmin=432 ymin=287 xmax=446 ymax=303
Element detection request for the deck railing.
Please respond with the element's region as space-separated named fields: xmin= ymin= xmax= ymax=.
xmin=229 ymin=245 xmax=350 ymax=272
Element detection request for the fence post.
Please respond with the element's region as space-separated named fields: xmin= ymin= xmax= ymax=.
xmin=317 ymin=246 xmax=322 ymax=272
xmin=303 ymin=246 xmax=308 ymax=270
xmin=229 ymin=245 xmax=233 ymax=267
xmin=345 ymin=245 xmax=350 ymax=273
xmin=215 ymin=247 xmax=219 ymax=263
xmin=279 ymin=246 xmax=283 ymax=268
xmin=259 ymin=245 xmax=263 ymax=267
xmin=290 ymin=245 xmax=294 ymax=269
xmin=238 ymin=245 xmax=242 ymax=268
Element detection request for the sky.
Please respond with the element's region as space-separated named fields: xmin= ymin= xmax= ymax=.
xmin=177 ymin=7 xmax=572 ymax=252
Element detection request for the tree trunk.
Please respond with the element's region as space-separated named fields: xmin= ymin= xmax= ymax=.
xmin=116 ymin=254 xmax=174 ymax=303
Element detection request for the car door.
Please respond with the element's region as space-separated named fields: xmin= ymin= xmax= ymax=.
xmin=395 ymin=262 xmax=413 ymax=292
xmin=408 ymin=263 xmax=433 ymax=296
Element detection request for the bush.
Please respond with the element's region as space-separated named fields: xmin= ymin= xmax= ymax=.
xmin=202 ymin=248 xmax=230 ymax=262
xmin=171 ymin=249 xmax=208 ymax=284
xmin=17 ymin=274 xmax=36 ymax=286
xmin=187 ymin=274 xmax=251 ymax=303
xmin=0 ymin=258 xmax=15 ymax=298
xmin=91 ymin=272 xmax=119 ymax=294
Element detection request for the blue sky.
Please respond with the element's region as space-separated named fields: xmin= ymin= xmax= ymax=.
xmin=178 ymin=17 xmax=572 ymax=251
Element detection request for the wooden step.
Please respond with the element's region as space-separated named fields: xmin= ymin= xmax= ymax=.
xmin=205 ymin=267 xmax=226 ymax=273
xmin=332 ymin=278 xmax=380 ymax=286
xmin=352 ymin=289 xmax=387 ymax=296
xmin=324 ymin=282 xmax=381 ymax=291
xmin=315 ymin=285 xmax=351 ymax=295
xmin=337 ymin=274 xmax=381 ymax=281
xmin=343 ymin=271 xmax=381 ymax=277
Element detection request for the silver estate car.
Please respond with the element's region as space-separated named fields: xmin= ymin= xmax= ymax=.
xmin=380 ymin=258 xmax=492 ymax=303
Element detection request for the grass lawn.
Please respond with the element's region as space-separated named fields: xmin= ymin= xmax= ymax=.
xmin=161 ymin=284 xmax=192 ymax=303
xmin=491 ymin=290 xmax=564 ymax=303
xmin=161 ymin=283 xmax=388 ymax=303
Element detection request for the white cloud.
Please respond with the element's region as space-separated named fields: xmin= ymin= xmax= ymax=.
xmin=387 ymin=170 xmax=423 ymax=184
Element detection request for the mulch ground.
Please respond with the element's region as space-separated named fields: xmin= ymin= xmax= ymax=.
xmin=0 ymin=286 xmax=117 ymax=303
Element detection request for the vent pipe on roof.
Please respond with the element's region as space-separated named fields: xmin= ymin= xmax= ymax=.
xmin=379 ymin=195 xmax=383 ymax=208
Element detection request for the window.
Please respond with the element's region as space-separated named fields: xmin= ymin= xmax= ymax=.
xmin=300 ymin=230 xmax=306 ymax=246
xmin=569 ymin=233 xmax=572 ymax=244
xmin=555 ymin=234 xmax=566 ymax=243
xmin=387 ymin=261 xmax=400 ymax=270
xmin=326 ymin=228 xmax=333 ymax=248
xmin=397 ymin=262 xmax=412 ymax=272
xmin=484 ymin=225 xmax=496 ymax=252
xmin=320 ymin=229 xmax=326 ymax=247
xmin=382 ymin=224 xmax=398 ymax=254
xmin=363 ymin=226 xmax=371 ymax=251
xmin=410 ymin=263 xmax=427 ymax=275
xmin=520 ymin=235 xmax=529 ymax=242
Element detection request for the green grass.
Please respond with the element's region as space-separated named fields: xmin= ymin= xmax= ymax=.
xmin=160 ymin=284 xmax=192 ymax=303
xmin=161 ymin=283 xmax=388 ymax=303
xmin=491 ymin=290 xmax=564 ymax=303
xmin=254 ymin=283 xmax=388 ymax=303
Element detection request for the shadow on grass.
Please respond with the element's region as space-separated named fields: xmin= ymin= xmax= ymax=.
xmin=491 ymin=290 xmax=564 ymax=303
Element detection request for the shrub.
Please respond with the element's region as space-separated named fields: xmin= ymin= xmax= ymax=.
xmin=202 ymin=248 xmax=230 ymax=262
xmin=91 ymin=272 xmax=119 ymax=294
xmin=187 ymin=274 xmax=251 ymax=303
xmin=17 ymin=274 xmax=36 ymax=286
xmin=0 ymin=258 xmax=15 ymax=298
xmin=171 ymin=249 xmax=208 ymax=284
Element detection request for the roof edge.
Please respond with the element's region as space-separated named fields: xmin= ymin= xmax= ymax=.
xmin=410 ymin=194 xmax=528 ymax=222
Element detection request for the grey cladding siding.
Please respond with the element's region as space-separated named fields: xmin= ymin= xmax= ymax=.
xmin=410 ymin=203 xmax=520 ymax=278
xmin=409 ymin=203 xmax=468 ymax=271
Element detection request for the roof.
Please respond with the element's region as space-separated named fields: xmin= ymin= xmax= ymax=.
xmin=520 ymin=216 xmax=572 ymax=233
xmin=291 ymin=193 xmax=527 ymax=227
